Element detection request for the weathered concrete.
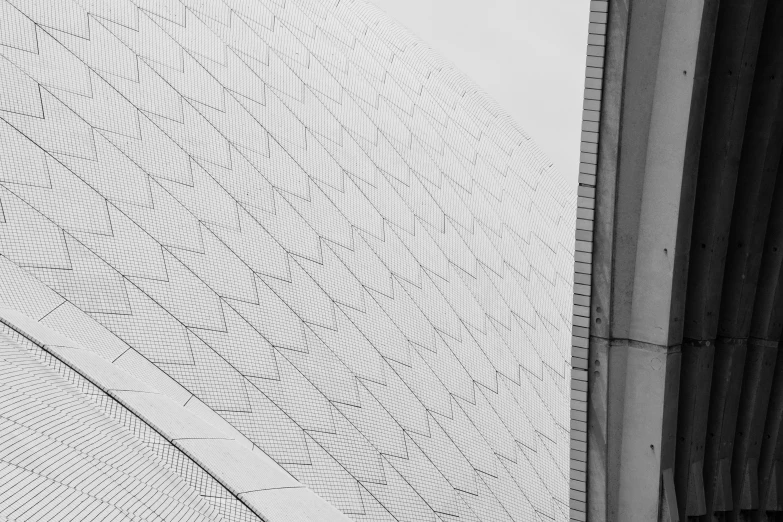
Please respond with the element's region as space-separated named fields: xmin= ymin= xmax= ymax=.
xmin=704 ymin=338 xmax=749 ymax=515
xmin=716 ymin=2 xmax=783 ymax=518
xmin=718 ymin=0 xmax=783 ymax=343
xmin=682 ymin=0 xmax=765 ymax=341
xmin=732 ymin=338 xmax=777 ymax=516
xmin=751 ymin=165 xmax=783 ymax=521
xmin=697 ymin=3 xmax=770 ymax=518
xmin=615 ymin=340 xmax=681 ymax=521
xmin=758 ymin=351 xmax=783 ymax=519
xmin=587 ymin=337 xmax=609 ymax=521
xmin=582 ymin=0 xmax=783 ymax=520
xmin=587 ymin=0 xmax=719 ymax=518
xmin=670 ymin=0 xmax=767 ymax=516
xmin=675 ymin=339 xmax=713 ymax=517
xmin=587 ymin=0 xmax=626 ymax=517
xmin=591 ymin=338 xmax=681 ymax=521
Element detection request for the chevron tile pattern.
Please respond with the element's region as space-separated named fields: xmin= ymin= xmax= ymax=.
xmin=0 ymin=0 xmax=576 ymax=520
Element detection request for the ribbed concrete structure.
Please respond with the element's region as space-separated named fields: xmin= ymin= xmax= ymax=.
xmin=577 ymin=0 xmax=783 ymax=520
xmin=0 ymin=0 xmax=575 ymax=520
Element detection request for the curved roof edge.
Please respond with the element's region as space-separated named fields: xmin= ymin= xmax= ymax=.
xmin=0 ymin=306 xmax=351 ymax=522
xmin=355 ymin=0 xmax=578 ymax=201
xmin=0 ymin=329 xmax=226 ymax=521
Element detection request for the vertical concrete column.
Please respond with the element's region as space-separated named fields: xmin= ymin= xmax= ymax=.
xmin=616 ymin=0 xmax=714 ymax=518
xmin=587 ymin=0 xmax=718 ymax=519
xmin=612 ymin=340 xmax=682 ymax=521
xmin=596 ymin=1 xmax=674 ymax=514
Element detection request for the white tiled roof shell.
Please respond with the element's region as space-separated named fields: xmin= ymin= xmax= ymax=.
xmin=0 ymin=330 xmax=224 ymax=522
xmin=0 ymin=0 xmax=576 ymax=520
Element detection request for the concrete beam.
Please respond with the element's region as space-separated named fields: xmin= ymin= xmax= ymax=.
xmin=683 ymin=0 xmax=766 ymax=343
xmin=709 ymin=1 xmax=783 ymax=518
xmin=732 ymin=338 xmax=777 ymax=515
xmin=703 ymin=337 xmax=749 ymax=514
xmin=674 ymin=339 xmax=712 ymax=516
xmin=700 ymin=1 xmax=771 ymax=517
xmin=607 ymin=0 xmax=670 ymax=343
xmin=749 ymin=167 xmax=783 ymax=345
xmin=586 ymin=1 xmax=783 ymax=520
xmin=758 ymin=347 xmax=783 ymax=518
xmin=751 ymin=169 xmax=783 ymax=519
xmin=675 ymin=0 xmax=767 ymax=516
xmin=613 ymin=340 xmax=681 ymax=521
xmin=588 ymin=0 xmax=628 ymax=515
xmin=718 ymin=0 xmax=783 ymax=341
xmin=589 ymin=0 xmax=719 ymax=519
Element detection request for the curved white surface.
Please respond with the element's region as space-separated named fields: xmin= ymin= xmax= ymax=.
xmin=0 ymin=0 xmax=575 ymax=520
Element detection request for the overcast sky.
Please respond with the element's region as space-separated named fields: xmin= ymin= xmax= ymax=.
xmin=368 ymin=0 xmax=590 ymax=187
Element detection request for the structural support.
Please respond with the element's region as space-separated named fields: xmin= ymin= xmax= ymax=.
xmin=679 ymin=1 xmax=768 ymax=517
xmin=753 ymin=164 xmax=783 ymax=518
xmin=584 ymin=0 xmax=718 ymax=519
xmin=575 ymin=0 xmax=783 ymax=521
xmin=580 ymin=1 xmax=783 ymax=520
xmin=728 ymin=1 xmax=783 ymax=517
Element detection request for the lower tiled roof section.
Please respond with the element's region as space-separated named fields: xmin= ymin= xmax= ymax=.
xmin=0 ymin=308 xmax=352 ymax=522
xmin=0 ymin=329 xmax=223 ymax=522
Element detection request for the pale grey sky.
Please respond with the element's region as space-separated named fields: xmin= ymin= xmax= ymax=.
xmin=368 ymin=0 xmax=590 ymax=186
